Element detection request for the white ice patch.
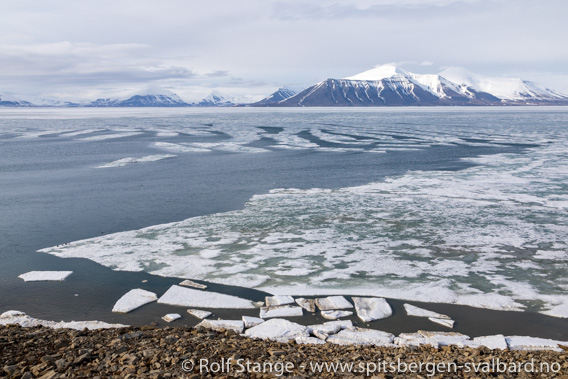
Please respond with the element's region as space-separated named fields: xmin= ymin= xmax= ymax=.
xmin=505 ymin=336 xmax=568 ymax=352
xmin=96 ymin=154 xmax=175 ymax=168
xmin=18 ymin=271 xmax=73 ymax=282
xmin=162 ymin=313 xmax=181 ymax=323
xmin=404 ymin=303 xmax=450 ymax=319
xmin=0 ymin=311 xmax=127 ymax=330
xmin=244 ymin=318 xmax=308 ymax=342
xmin=157 ymin=285 xmax=255 ymax=309
xmin=187 ymin=309 xmax=212 ymax=319
xmin=259 ymin=305 xmax=303 ymax=319
xmin=112 ymin=289 xmax=158 ymax=313
xmin=321 ymin=310 xmax=353 ymax=320
xmin=327 ymin=328 xmax=394 ymax=346
xmin=353 ymin=297 xmax=392 ymax=322
xmin=315 ymin=296 xmax=353 ymax=311
xmin=265 ymin=295 xmax=294 ymax=307
xmin=196 ymin=319 xmax=244 ymax=334
xmin=243 ymin=316 xmax=265 ymax=328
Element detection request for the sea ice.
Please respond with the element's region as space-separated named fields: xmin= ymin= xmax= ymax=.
xmin=295 ymin=336 xmax=327 ymax=345
xmin=162 ymin=313 xmax=181 ymax=323
xmin=18 ymin=271 xmax=73 ymax=282
xmin=403 ymin=303 xmax=450 ymax=319
xmin=505 ymin=336 xmax=568 ymax=352
xmin=259 ymin=305 xmax=303 ymax=319
xmin=244 ymin=319 xmax=309 ymax=342
xmin=157 ymin=285 xmax=255 ymax=308
xmin=470 ymin=335 xmax=508 ymax=350
xmin=187 ymin=309 xmax=212 ymax=319
xmin=315 ymin=296 xmax=353 ymax=311
xmin=308 ymin=320 xmax=353 ymax=336
xmin=0 ymin=311 xmax=127 ymax=330
xmin=321 ymin=310 xmax=353 ymax=320
xmin=243 ymin=316 xmax=265 ymax=328
xmin=295 ymin=298 xmax=316 ymax=312
xmin=265 ymin=295 xmax=294 ymax=307
xmin=327 ymin=328 xmax=394 ymax=346
xmin=352 ymin=297 xmax=392 ymax=322
xmin=428 ymin=317 xmax=455 ymax=328
xmin=196 ymin=319 xmax=244 ymax=334
xmin=112 ymin=289 xmax=158 ymax=313
xmin=179 ymin=279 xmax=207 ymax=289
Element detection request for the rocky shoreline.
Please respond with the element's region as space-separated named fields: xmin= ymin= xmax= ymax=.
xmin=2 ymin=324 xmax=567 ymax=378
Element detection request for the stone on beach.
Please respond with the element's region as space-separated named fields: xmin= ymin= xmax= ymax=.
xmin=315 ymin=296 xmax=353 ymax=311
xmin=244 ymin=318 xmax=309 ymax=342
xmin=179 ymin=279 xmax=207 ymax=290
xmin=265 ymin=295 xmax=294 ymax=307
xmin=18 ymin=271 xmax=73 ymax=282
xmin=259 ymin=305 xmax=303 ymax=319
xmin=196 ymin=319 xmax=244 ymax=334
xmin=186 ymin=309 xmax=212 ymax=319
xmin=161 ymin=313 xmax=181 ymax=323
xmin=403 ymin=303 xmax=450 ymax=319
xmin=243 ymin=316 xmax=265 ymax=328
xmin=157 ymin=285 xmax=255 ymax=308
xmin=321 ymin=310 xmax=353 ymax=320
xmin=352 ymin=297 xmax=392 ymax=322
xmin=428 ymin=317 xmax=455 ymax=328
xmin=111 ymin=289 xmax=158 ymax=313
xmin=327 ymin=327 xmax=395 ymax=346
xmin=295 ymin=298 xmax=316 ymax=312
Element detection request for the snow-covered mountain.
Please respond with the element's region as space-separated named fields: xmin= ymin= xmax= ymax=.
xmin=0 ymin=93 xmax=34 ymax=107
xmin=277 ymin=64 xmax=568 ymax=107
xmin=251 ymin=87 xmax=297 ymax=106
xmin=195 ymin=91 xmax=259 ymax=107
xmin=87 ymin=88 xmax=190 ymax=107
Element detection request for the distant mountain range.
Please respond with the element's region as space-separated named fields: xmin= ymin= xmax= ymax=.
xmin=2 ymin=65 xmax=567 ymax=107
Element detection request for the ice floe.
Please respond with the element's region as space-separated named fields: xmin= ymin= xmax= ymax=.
xmin=295 ymin=336 xmax=327 ymax=345
xmin=315 ymin=296 xmax=353 ymax=311
xmin=505 ymin=336 xmax=568 ymax=352
xmin=395 ymin=331 xmax=471 ymax=348
xmin=162 ymin=313 xmax=181 ymax=323
xmin=18 ymin=271 xmax=73 ymax=282
xmin=308 ymin=320 xmax=353 ymax=336
xmin=353 ymin=297 xmax=392 ymax=322
xmin=112 ymin=289 xmax=158 ymax=313
xmin=265 ymin=295 xmax=294 ymax=307
xmin=96 ymin=154 xmax=175 ymax=168
xmin=157 ymin=285 xmax=255 ymax=309
xmin=321 ymin=310 xmax=353 ymax=320
xmin=428 ymin=317 xmax=455 ymax=328
xmin=470 ymin=335 xmax=508 ymax=350
xmin=244 ymin=319 xmax=309 ymax=342
xmin=295 ymin=298 xmax=316 ymax=312
xmin=187 ymin=309 xmax=212 ymax=319
xmin=0 ymin=311 xmax=127 ymax=330
xmin=179 ymin=279 xmax=207 ymax=289
xmin=259 ymin=305 xmax=303 ymax=319
xmin=403 ymin=303 xmax=450 ymax=319
xmin=327 ymin=328 xmax=395 ymax=346
xmin=243 ymin=316 xmax=265 ymax=328
xmin=196 ymin=319 xmax=244 ymax=334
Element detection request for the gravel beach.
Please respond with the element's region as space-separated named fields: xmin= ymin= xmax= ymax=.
xmin=2 ymin=324 xmax=567 ymax=378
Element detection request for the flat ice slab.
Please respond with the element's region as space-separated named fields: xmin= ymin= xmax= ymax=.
xmin=327 ymin=328 xmax=394 ymax=346
xmin=260 ymin=305 xmax=303 ymax=319
xmin=244 ymin=318 xmax=309 ymax=342
xmin=315 ymin=296 xmax=353 ymax=311
xmin=0 ymin=310 xmax=127 ymax=330
xmin=396 ymin=331 xmax=471 ymax=348
xmin=196 ymin=319 xmax=244 ymax=334
xmin=404 ymin=303 xmax=450 ymax=319
xmin=162 ymin=313 xmax=181 ymax=323
xmin=295 ymin=298 xmax=316 ymax=312
xmin=187 ymin=309 xmax=212 ymax=319
xmin=321 ymin=310 xmax=353 ymax=320
xmin=470 ymin=335 xmax=508 ymax=350
xmin=243 ymin=316 xmax=265 ymax=328
xmin=353 ymin=297 xmax=392 ymax=322
xmin=179 ymin=279 xmax=207 ymax=289
xmin=505 ymin=336 xmax=568 ymax=352
xmin=112 ymin=289 xmax=158 ymax=313
xmin=428 ymin=317 xmax=455 ymax=328
xmin=18 ymin=271 xmax=73 ymax=282
xmin=157 ymin=285 xmax=255 ymax=309
xmin=265 ymin=295 xmax=294 ymax=307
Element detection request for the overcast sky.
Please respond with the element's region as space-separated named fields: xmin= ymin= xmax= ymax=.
xmin=1 ymin=0 xmax=567 ymax=101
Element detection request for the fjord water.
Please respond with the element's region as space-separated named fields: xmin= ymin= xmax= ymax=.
xmin=0 ymin=108 xmax=567 ymax=335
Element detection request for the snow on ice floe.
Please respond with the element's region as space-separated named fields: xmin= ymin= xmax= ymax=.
xmin=244 ymin=318 xmax=308 ymax=342
xmin=265 ymin=295 xmax=294 ymax=307
xmin=37 ymin=123 xmax=568 ymax=317
xmin=295 ymin=298 xmax=316 ymax=312
xmin=259 ymin=305 xmax=303 ymax=319
xmin=327 ymin=328 xmax=395 ymax=346
xmin=315 ymin=296 xmax=353 ymax=311
xmin=428 ymin=317 xmax=455 ymax=328
xmin=96 ymin=154 xmax=175 ymax=168
xmin=162 ymin=313 xmax=181 ymax=323
xmin=404 ymin=303 xmax=450 ymax=319
xmin=112 ymin=289 xmax=158 ymax=313
xmin=321 ymin=310 xmax=353 ymax=320
xmin=0 ymin=311 xmax=127 ymax=330
xmin=18 ymin=271 xmax=73 ymax=282
xmin=187 ymin=309 xmax=212 ymax=319
xmin=157 ymin=285 xmax=255 ymax=309
xmin=470 ymin=335 xmax=508 ymax=350
xmin=505 ymin=336 xmax=568 ymax=352
xmin=196 ymin=319 xmax=244 ymax=334
xmin=243 ymin=316 xmax=265 ymax=328
xmin=353 ymin=297 xmax=392 ymax=322
xmin=179 ymin=279 xmax=207 ymax=289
